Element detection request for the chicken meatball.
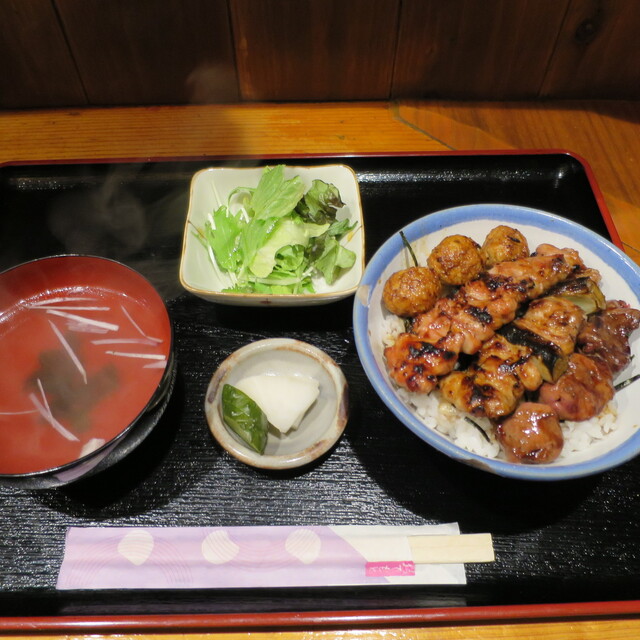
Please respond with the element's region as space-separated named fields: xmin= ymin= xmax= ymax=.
xmin=427 ymin=235 xmax=484 ymax=286
xmin=481 ymin=225 xmax=530 ymax=269
xmin=382 ymin=266 xmax=442 ymax=317
xmin=495 ymin=402 xmax=564 ymax=464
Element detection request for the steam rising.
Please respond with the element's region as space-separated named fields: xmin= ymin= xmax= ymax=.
xmin=47 ymin=170 xmax=147 ymax=258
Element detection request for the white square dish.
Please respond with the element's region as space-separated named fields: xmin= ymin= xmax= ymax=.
xmin=179 ymin=164 xmax=365 ymax=306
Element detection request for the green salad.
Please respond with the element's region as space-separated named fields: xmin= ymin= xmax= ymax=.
xmin=194 ymin=165 xmax=357 ymax=294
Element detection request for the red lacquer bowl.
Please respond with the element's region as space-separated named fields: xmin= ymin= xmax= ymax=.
xmin=0 ymin=255 xmax=174 ymax=489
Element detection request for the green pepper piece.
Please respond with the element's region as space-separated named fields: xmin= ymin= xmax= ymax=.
xmin=221 ymin=384 xmax=268 ymax=454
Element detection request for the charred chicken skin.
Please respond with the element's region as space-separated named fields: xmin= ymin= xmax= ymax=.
xmin=384 ymin=246 xmax=584 ymax=394
xmin=438 ymin=334 xmax=544 ymax=419
xmin=438 ymin=295 xmax=586 ymax=419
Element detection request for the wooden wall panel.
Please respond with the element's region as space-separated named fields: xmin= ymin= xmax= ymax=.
xmin=2 ymin=0 xmax=639 ymax=110
xmin=54 ymin=0 xmax=239 ymax=106
xmin=541 ymin=0 xmax=640 ymax=98
xmin=230 ymin=0 xmax=400 ymax=101
xmin=0 ymin=0 xmax=86 ymax=109
xmin=392 ymin=0 xmax=570 ymax=99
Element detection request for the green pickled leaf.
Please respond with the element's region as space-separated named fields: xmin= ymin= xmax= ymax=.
xmin=221 ymin=384 xmax=268 ymax=454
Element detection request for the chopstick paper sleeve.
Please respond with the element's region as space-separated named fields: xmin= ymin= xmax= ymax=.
xmin=57 ymin=524 xmax=493 ymax=590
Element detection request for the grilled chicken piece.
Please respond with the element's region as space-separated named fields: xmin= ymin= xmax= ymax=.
xmin=439 ymin=334 xmax=544 ymax=418
xmin=385 ymin=247 xmax=585 ymax=394
xmin=534 ymin=243 xmax=582 ymax=261
xmin=495 ymin=402 xmax=564 ymax=464
xmin=411 ymin=295 xmax=492 ymax=355
xmin=511 ymin=295 xmax=588 ymax=357
xmin=538 ymin=352 xmax=614 ymax=422
xmin=383 ymin=332 xmax=458 ymax=393
xmin=537 ymin=300 xmax=640 ymax=421
xmin=439 ymin=296 xmax=586 ymax=418
xmin=576 ymin=300 xmax=640 ymax=375
xmin=535 ymin=243 xmax=602 ymax=284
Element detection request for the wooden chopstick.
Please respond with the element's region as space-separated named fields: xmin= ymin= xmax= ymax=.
xmin=408 ymin=533 xmax=495 ymax=564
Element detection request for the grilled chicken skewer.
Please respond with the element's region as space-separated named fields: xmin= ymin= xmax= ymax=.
xmin=384 ymin=245 xmax=585 ymax=393
xmin=538 ymin=300 xmax=640 ymax=421
xmin=438 ymin=294 xmax=588 ymax=419
xmin=496 ymin=300 xmax=640 ymax=463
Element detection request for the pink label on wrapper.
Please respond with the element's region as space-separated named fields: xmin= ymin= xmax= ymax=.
xmin=365 ymin=561 xmax=416 ymax=577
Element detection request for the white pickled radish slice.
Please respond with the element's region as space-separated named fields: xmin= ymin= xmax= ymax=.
xmin=234 ymin=374 xmax=319 ymax=433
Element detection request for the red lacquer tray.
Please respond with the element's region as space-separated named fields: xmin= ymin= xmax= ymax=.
xmin=0 ymin=151 xmax=638 ymax=631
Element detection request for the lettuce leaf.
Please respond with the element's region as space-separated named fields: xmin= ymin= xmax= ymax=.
xmin=249 ymin=218 xmax=329 ymax=278
xmin=247 ymin=165 xmax=306 ymax=221
xmin=296 ymin=179 xmax=345 ymax=224
xmin=204 ymin=205 xmax=244 ymax=272
xmin=312 ymin=236 xmax=356 ymax=285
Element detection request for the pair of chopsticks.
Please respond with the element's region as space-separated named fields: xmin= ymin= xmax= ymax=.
xmin=408 ymin=533 xmax=495 ymax=564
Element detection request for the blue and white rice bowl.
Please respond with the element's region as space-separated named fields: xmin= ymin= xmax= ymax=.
xmin=353 ymin=204 xmax=640 ymax=481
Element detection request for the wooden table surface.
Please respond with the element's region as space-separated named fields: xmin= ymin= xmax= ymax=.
xmin=1 ymin=100 xmax=639 ymax=639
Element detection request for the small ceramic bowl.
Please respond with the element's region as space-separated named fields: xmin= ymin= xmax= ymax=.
xmin=179 ymin=164 xmax=365 ymax=306
xmin=205 ymin=338 xmax=349 ymax=469
xmin=0 ymin=255 xmax=174 ymax=489
xmin=354 ymin=204 xmax=640 ymax=481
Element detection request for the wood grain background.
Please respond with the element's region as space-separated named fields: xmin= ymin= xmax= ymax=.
xmin=2 ymin=0 xmax=639 ymax=109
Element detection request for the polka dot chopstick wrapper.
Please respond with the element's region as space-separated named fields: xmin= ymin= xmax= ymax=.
xmin=57 ymin=525 xmax=494 ymax=589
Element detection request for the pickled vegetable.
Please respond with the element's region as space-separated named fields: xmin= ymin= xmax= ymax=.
xmin=221 ymin=384 xmax=268 ymax=454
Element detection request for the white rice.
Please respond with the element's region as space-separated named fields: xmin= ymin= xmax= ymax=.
xmin=382 ymin=312 xmax=620 ymax=462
